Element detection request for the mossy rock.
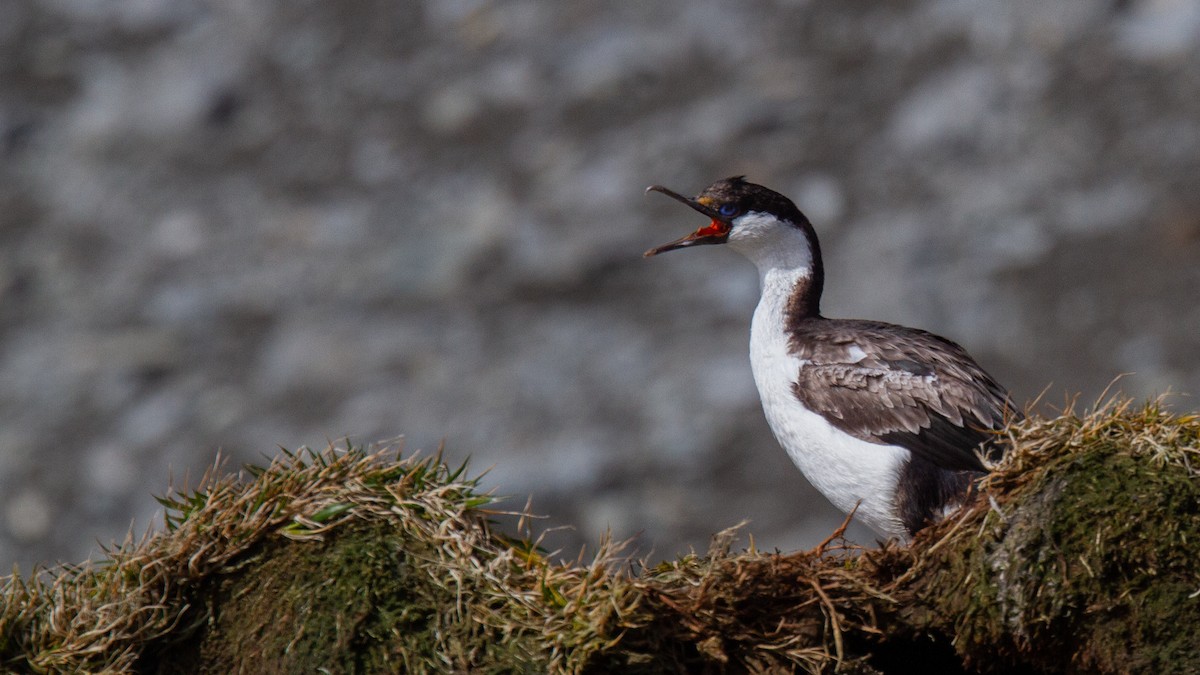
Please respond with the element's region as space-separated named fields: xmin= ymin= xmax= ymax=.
xmin=903 ymin=439 xmax=1200 ymax=673
xmin=150 ymin=521 xmax=542 ymax=674
xmin=3 ymin=401 xmax=1199 ymax=674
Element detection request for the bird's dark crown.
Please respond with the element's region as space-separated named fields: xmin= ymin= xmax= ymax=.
xmin=698 ymin=176 xmax=810 ymax=226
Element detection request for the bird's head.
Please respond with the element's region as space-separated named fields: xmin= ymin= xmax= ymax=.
xmin=643 ymin=176 xmax=813 ymax=259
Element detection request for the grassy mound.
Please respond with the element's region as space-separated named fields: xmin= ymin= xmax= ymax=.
xmin=892 ymin=399 xmax=1200 ymax=673
xmin=1 ymin=398 xmax=1197 ymax=674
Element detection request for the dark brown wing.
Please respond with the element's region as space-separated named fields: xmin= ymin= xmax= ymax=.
xmin=790 ymin=319 xmax=1019 ymax=472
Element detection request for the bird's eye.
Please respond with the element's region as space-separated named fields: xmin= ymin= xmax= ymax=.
xmin=718 ymin=203 xmax=740 ymax=217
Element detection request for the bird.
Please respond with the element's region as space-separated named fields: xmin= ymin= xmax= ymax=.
xmin=644 ymin=176 xmax=1020 ymax=540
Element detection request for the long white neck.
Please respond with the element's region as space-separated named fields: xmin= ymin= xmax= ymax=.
xmin=726 ymin=213 xmax=822 ymax=320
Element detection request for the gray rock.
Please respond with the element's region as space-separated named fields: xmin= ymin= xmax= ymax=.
xmin=2 ymin=0 xmax=1198 ymax=569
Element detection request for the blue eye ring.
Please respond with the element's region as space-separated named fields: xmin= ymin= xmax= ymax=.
xmin=718 ymin=203 xmax=740 ymax=217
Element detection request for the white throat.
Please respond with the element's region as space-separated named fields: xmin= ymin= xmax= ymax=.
xmin=725 ymin=212 xmax=815 ymax=288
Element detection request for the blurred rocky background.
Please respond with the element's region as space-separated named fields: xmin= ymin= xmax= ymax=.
xmin=2 ymin=0 xmax=1199 ymax=569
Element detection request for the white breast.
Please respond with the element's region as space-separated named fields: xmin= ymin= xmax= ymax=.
xmin=748 ymin=268 xmax=909 ymax=539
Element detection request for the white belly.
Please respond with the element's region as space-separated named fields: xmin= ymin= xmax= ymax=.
xmin=749 ymin=294 xmax=909 ymax=539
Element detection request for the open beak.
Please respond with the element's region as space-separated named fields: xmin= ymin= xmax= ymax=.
xmin=643 ymin=185 xmax=733 ymax=257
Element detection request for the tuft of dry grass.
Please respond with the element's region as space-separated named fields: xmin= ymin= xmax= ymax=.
xmin=0 ymin=448 xmax=475 ymax=671
xmin=0 ymin=446 xmax=647 ymax=673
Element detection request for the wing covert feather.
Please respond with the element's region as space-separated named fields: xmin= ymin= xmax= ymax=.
xmin=789 ymin=320 xmax=1018 ymax=472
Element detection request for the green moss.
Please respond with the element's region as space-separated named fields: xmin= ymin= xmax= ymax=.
xmin=908 ymin=416 xmax=1200 ymax=674
xmin=144 ymin=489 xmax=552 ymax=673
xmin=153 ymin=521 xmax=464 ymax=673
xmin=1041 ymin=447 xmax=1200 ymax=673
